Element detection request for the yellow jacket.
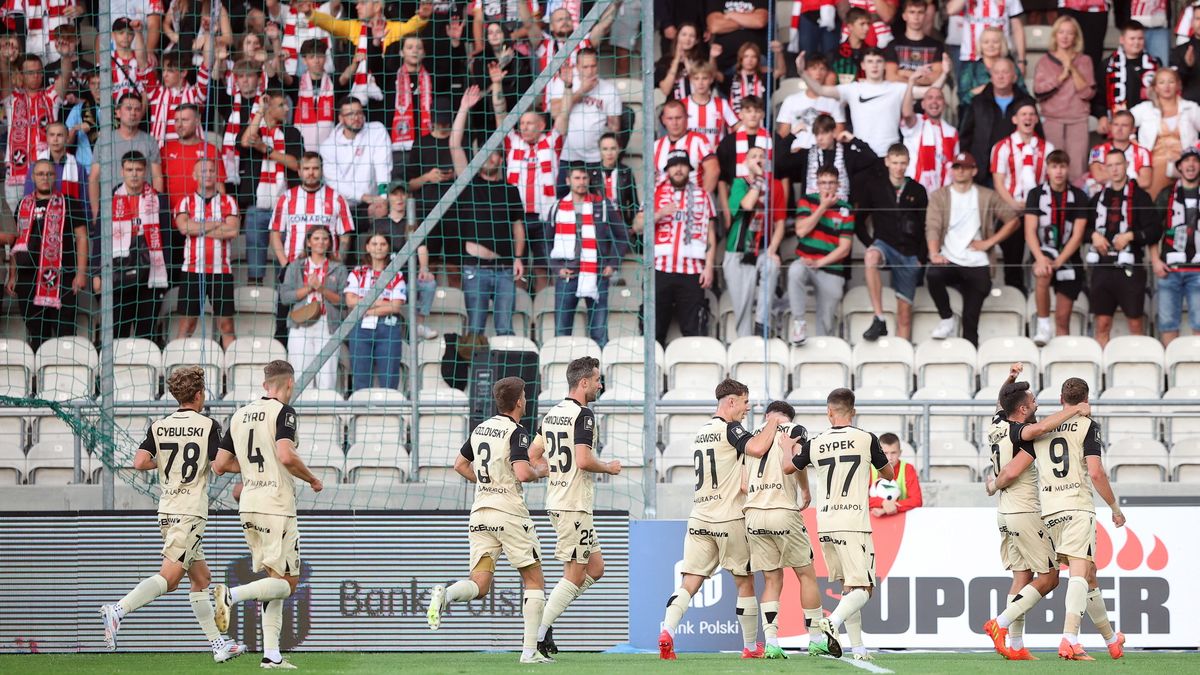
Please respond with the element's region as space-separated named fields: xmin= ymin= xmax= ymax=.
xmin=308 ymin=12 xmax=428 ymax=51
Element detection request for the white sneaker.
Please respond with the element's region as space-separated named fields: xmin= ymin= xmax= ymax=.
xmin=1032 ymin=318 xmax=1053 ymax=346
xmin=416 ymin=323 xmax=439 ymax=340
xmin=930 ymin=317 xmax=957 ymax=340
xmin=261 ymin=657 xmax=298 ymax=669
xmin=213 ymin=640 xmax=246 ymax=663
xmin=427 ymin=584 xmax=446 ymax=630
xmin=852 ymin=650 xmax=874 ymax=661
xmin=99 ymin=604 xmax=121 ymax=651
xmin=213 ymin=584 xmax=232 ymax=633
xmin=519 ymin=652 xmax=555 ymax=664
xmin=790 ymin=319 xmax=808 ymax=346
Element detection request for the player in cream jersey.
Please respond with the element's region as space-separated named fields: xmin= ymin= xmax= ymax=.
xmin=743 ymin=400 xmax=834 ymax=660
xmin=427 ymin=377 xmax=555 ymax=664
xmin=782 ymin=388 xmax=892 ymax=661
xmin=212 ymin=360 xmax=323 ymax=670
xmin=99 ymin=366 xmax=244 ymax=662
xmin=658 ymin=379 xmax=783 ymax=661
xmin=529 ymin=357 xmax=621 ymax=659
xmin=991 ymin=377 xmax=1127 ymax=661
xmin=982 ymin=363 xmax=1091 ymax=660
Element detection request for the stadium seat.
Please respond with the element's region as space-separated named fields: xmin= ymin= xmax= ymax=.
xmin=534 ymin=286 xmax=591 ymax=343
xmin=295 ymin=388 xmax=346 ymax=483
xmin=852 ymin=337 xmax=914 ymax=392
xmin=602 ymin=337 xmax=664 ymax=398
xmin=596 ymin=396 xmax=644 ymax=450
xmin=427 ymin=287 xmax=468 ymax=337
xmin=113 ymin=338 xmax=162 ymax=401
xmin=225 ymin=337 xmax=288 ymax=392
xmin=1107 ymin=438 xmax=1169 ymax=482
xmin=1162 ymin=387 xmax=1200 ymax=444
xmin=1165 ymin=336 xmax=1200 ymax=388
xmin=1097 ymin=387 xmax=1161 ymax=442
xmin=489 ymin=335 xmax=539 ymax=354
xmin=911 ymin=386 xmax=975 ymax=443
xmin=540 ymin=337 xmax=602 ymax=398
xmin=1171 ymin=439 xmax=1200 ymax=481
xmin=662 ymin=388 xmax=713 ymax=445
xmin=660 ymin=439 xmax=696 ymax=484
xmin=484 ymin=290 xmax=533 ymax=338
xmin=927 ymin=438 xmax=980 ymax=483
xmin=665 ymin=337 xmax=726 ymax=390
xmin=786 ymin=387 xmax=833 ymax=433
xmin=607 ymin=285 xmax=643 ymax=338
xmin=978 ymin=286 xmax=1028 ymax=342
xmin=348 ymin=388 xmax=408 ymax=449
xmin=912 ymin=287 xmax=962 ymax=341
xmin=1103 ymin=336 xmax=1165 ymax=393
xmin=0 ymin=338 xmax=35 ymax=397
xmin=26 ymin=440 xmax=78 ymax=485
xmin=842 ymin=285 xmax=892 ymax=345
xmin=346 ymin=442 xmax=407 ymax=484
xmin=162 ymin=338 xmax=224 ymax=397
xmin=726 ymin=337 xmax=789 ymax=400
xmin=595 ymin=441 xmax=647 ymax=501
xmin=222 ymin=387 xmax=260 ymax=405
xmin=233 ymin=286 xmax=277 ymax=337
xmin=414 ymin=387 xmax=469 ymax=482
xmin=33 ymin=415 xmax=75 ymax=446
xmin=899 ymin=438 xmax=922 ymax=473
xmin=1040 ymin=336 xmax=1103 ymax=392
xmin=1025 ymin=292 xmax=1089 ymax=336
xmin=406 ymin=335 xmax=447 ymax=389
xmin=853 ymin=387 xmax=909 ymax=438
xmin=915 ymin=338 xmax=977 ymax=392
xmin=0 ymin=437 xmax=24 ymax=484
xmin=35 ymin=336 xmax=97 ymax=401
xmin=790 ymin=336 xmax=852 ymax=391
xmin=976 ymin=336 xmax=1040 ymax=389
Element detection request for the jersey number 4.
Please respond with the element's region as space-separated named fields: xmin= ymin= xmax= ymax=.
xmin=246 ymin=429 xmax=267 ymax=473
xmin=817 ymin=454 xmax=862 ymax=497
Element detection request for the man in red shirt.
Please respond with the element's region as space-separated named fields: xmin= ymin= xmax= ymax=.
xmin=868 ymin=432 xmax=923 ymax=517
xmin=161 ymin=104 xmax=227 ymax=212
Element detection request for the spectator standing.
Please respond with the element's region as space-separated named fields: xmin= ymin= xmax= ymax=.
xmin=705 ymin=0 xmax=768 ymax=73
xmin=948 ymin=0 xmax=1027 ymax=68
xmin=901 ymin=78 xmax=959 ymax=193
xmin=547 ymin=49 xmax=621 ymax=188
xmin=280 ymin=226 xmax=347 ymax=390
xmin=1025 ymin=150 xmax=1089 ymax=345
xmin=1101 ymin=21 xmax=1161 ymax=136
xmin=319 ymin=96 xmax=393 ymax=231
xmin=24 ymin=123 xmax=88 ymax=213
xmin=6 ymin=159 xmax=88 ymax=352
xmin=1087 ymin=148 xmax=1158 ymax=346
xmin=1033 ymin=16 xmax=1095 ymax=184
xmin=89 ymin=94 xmax=164 ymax=219
xmin=469 ymin=21 xmax=533 ymax=143
xmin=110 ymin=0 xmax=165 ymax=59
xmin=787 ymin=166 xmax=854 ymax=345
xmin=960 ymin=59 xmax=1036 ymax=188
xmin=345 ymin=232 xmax=406 ymax=391
xmin=1130 ymin=68 xmax=1200 ymax=199
xmin=161 ymin=104 xmax=226 ymax=213
xmin=1152 ymin=147 xmax=1200 ymax=345
xmin=375 ymin=35 xmax=437 ymax=170
xmin=655 ymin=22 xmax=711 ymax=100
xmin=528 ymin=3 xmax=615 ymax=76
xmin=652 ymin=99 xmax=719 ymax=193
xmin=652 ymin=151 xmax=716 ymax=345
xmin=843 ymin=0 xmax=897 ymax=48
xmin=722 ymin=42 xmax=783 ymax=113
xmin=281 ymin=1 xmax=336 ymax=77
xmin=827 ymin=7 xmax=872 ymax=83
xmin=885 ymin=0 xmax=946 ymax=84
xmin=288 ymin=38 xmax=337 ymax=153
xmin=6 ymin=53 xmax=72 ymax=212
xmin=590 ymin=132 xmax=642 ymax=237
xmin=402 ymin=100 xmax=457 ymax=220
xmin=237 ymin=90 xmax=305 ymax=284
xmin=1087 ymin=110 xmax=1152 ymax=195
xmin=859 ymin=144 xmax=929 ymax=342
xmin=4 ymin=0 xmax=83 ymax=64
xmin=1132 ymin=0 xmax=1171 ymax=63
xmin=957 ymin=26 xmax=1026 ymax=113
xmin=724 ymin=146 xmax=784 ymax=338
xmin=547 ymin=166 xmax=630 ymax=346
xmin=991 ymin=101 xmax=1055 ymax=292
xmin=868 ymin=433 xmax=923 ymax=517
xmin=1060 ymin=0 xmax=1110 ymax=102
xmin=105 ymin=152 xmax=168 ymax=340
xmin=110 ymin=17 xmax=155 ymax=102
xmin=174 ymin=159 xmax=239 ymax=347
xmin=269 ymin=152 xmax=355 ymax=270
xmin=788 ymin=0 xmax=840 ymax=58
xmin=682 ymin=62 xmax=737 ymax=152
xmin=1171 ymin=7 xmax=1200 ymax=102
xmin=775 ymin=54 xmax=845 ymax=143
xmin=925 ymin=152 xmax=1021 ymax=345
xmin=368 ymin=183 xmax=438 ymax=340
xmin=144 ymin=49 xmax=211 ymax=147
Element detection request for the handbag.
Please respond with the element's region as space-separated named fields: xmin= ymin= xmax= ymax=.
xmin=289 ymin=301 xmax=322 ymax=326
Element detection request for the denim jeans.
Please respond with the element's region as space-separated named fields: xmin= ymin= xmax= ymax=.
xmin=1144 ymin=27 xmax=1170 ymax=64
xmin=554 ymin=273 xmax=610 ymax=345
xmin=413 ymin=276 xmax=437 ymax=318
xmin=463 ymin=265 xmax=516 ymax=335
xmin=243 ymin=207 xmax=273 ymax=282
xmin=1157 ymin=271 xmax=1200 ymax=333
xmin=349 ymin=318 xmax=403 ymax=391
xmin=794 ymin=14 xmax=839 ymax=56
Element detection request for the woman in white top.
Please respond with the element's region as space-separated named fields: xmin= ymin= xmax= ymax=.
xmin=1131 ymin=68 xmax=1200 ymax=199
xmin=344 ymin=232 xmax=407 ymax=392
xmin=279 ymin=226 xmax=347 ymax=390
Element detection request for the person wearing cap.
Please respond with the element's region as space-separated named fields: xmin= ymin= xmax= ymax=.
xmin=1086 ymin=147 xmax=1158 ymax=348
xmin=1151 ymin=147 xmax=1200 ymax=346
xmin=924 ymin=151 xmax=1021 ymax=345
xmin=652 ymin=149 xmax=717 ymax=345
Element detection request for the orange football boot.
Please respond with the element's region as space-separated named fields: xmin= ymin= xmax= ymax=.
xmin=1058 ymin=638 xmax=1095 ymax=661
xmin=659 ymin=629 xmax=677 ymax=660
xmin=983 ymin=619 xmax=1011 ymax=658
xmin=1107 ymin=632 xmax=1125 ymax=659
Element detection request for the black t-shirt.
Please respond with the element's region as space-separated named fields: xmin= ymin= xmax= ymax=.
xmin=857 ymin=176 xmax=929 ymax=259
xmin=14 ymin=196 xmax=87 ymax=276
xmin=1025 ymin=184 xmax=1089 ymax=262
xmin=715 ymin=131 xmax=771 ymax=186
xmin=454 ymin=176 xmax=524 ymax=264
xmin=233 ymin=124 xmax=306 ymax=210
xmin=405 ymin=134 xmax=453 ymax=182
xmin=706 ymin=0 xmax=768 ymax=72
xmin=884 ymin=35 xmax=945 ymax=73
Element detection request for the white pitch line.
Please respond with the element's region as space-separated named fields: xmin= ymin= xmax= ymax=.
xmin=824 ymin=654 xmax=895 ymax=675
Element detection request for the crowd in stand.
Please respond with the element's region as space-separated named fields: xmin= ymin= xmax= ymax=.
xmin=1 ymin=0 xmax=1199 ymax=394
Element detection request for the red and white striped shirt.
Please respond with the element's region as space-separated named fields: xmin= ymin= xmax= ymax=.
xmin=177 ymin=191 xmax=239 ymax=275
xmin=652 ymin=132 xmax=712 ymax=184
xmin=841 ymin=0 xmax=893 ymax=48
xmin=653 ymin=180 xmax=714 ymax=275
xmin=269 ymin=185 xmax=355 ymax=264
xmin=111 ymin=52 xmax=155 ymax=100
xmin=685 ymin=94 xmax=738 ymax=148
xmin=991 ymin=131 xmax=1053 ymax=203
xmin=504 ymin=128 xmax=563 ymax=219
xmin=345 ymin=264 xmax=407 ymax=303
xmin=536 ymin=37 xmax=591 ymax=110
xmin=282 ymin=2 xmax=335 ymax=76
xmin=1088 ymin=141 xmax=1152 ymax=180
xmin=902 ymin=114 xmax=960 ymax=191
xmin=959 ymin=0 xmax=1024 ymax=62
xmin=146 ymin=63 xmax=210 ymax=146
xmin=5 ymin=0 xmax=77 ymax=62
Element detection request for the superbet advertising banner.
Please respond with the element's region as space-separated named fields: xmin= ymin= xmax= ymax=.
xmin=629 ymin=508 xmax=1198 ymax=651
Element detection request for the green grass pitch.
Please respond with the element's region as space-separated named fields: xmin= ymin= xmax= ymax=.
xmin=0 ymin=651 xmax=1194 ymax=674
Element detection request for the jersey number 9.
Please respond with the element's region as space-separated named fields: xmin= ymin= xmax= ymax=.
xmin=1048 ymin=437 xmax=1070 ymax=479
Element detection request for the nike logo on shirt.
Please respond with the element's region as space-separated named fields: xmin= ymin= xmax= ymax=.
xmin=858 ymin=94 xmax=887 ymax=104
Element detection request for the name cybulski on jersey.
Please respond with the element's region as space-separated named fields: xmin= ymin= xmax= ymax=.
xmin=155 ymin=425 xmax=208 ymax=438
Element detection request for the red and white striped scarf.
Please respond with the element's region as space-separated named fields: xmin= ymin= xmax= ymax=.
xmin=282 ymin=2 xmax=334 ymax=75
xmin=909 ymin=115 xmax=959 ymax=191
xmin=296 ymin=71 xmax=335 ymax=125
xmin=962 ymin=0 xmax=1013 ymax=61
xmin=729 ymin=71 xmax=766 ymax=113
xmin=112 ymin=182 xmax=168 ymax=288
xmin=734 ymin=128 xmax=773 ymax=179
xmin=994 ymin=132 xmax=1048 ymax=202
xmin=390 ymin=66 xmax=432 ymax=150
xmin=8 ymin=0 xmax=74 ymax=59
xmin=13 ymin=193 xmax=68 ymax=308
xmin=350 ymin=24 xmax=383 ymax=103
xmin=550 ymin=194 xmax=600 ymax=300
xmin=148 ymin=63 xmax=210 ymax=145
xmin=505 ymin=129 xmax=562 ymax=219
xmin=789 ymin=1 xmax=837 ymax=51
xmin=302 ymin=257 xmax=330 ymax=313
xmin=256 ymin=126 xmax=288 ymax=210
xmin=221 ymin=87 xmax=262 ymax=185
xmin=6 ymin=86 xmax=59 ymax=186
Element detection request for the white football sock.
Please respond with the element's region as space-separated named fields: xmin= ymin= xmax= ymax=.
xmin=262 ymin=598 xmax=283 ymax=658
xmin=118 ymin=574 xmax=169 ymax=615
xmin=736 ymin=596 xmax=759 ymax=649
xmin=189 ymin=590 xmax=221 ymax=642
xmin=1063 ymin=577 xmax=1087 ymax=643
xmin=522 ymin=589 xmax=545 ymax=656
xmin=445 ymin=580 xmax=479 ymax=604
xmin=538 ymin=578 xmax=580 ymax=640
xmin=1086 ymin=588 xmax=1116 ymax=641
xmin=663 ymin=588 xmax=691 ymax=636
xmin=761 ymin=601 xmax=780 ymax=647
xmin=830 ymin=589 xmax=869 ymax=630
xmin=230 ymin=577 xmax=290 ymax=603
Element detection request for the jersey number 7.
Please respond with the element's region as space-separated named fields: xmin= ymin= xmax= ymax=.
xmin=817 ymin=455 xmax=862 ymax=497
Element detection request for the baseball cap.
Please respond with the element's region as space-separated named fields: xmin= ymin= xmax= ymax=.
xmin=664 ymin=150 xmax=691 ymax=170
xmin=1177 ymin=146 xmax=1200 ymax=168
xmin=950 ymin=152 xmax=977 ymax=169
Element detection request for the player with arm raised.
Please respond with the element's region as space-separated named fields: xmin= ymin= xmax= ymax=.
xmin=527 ymin=356 xmax=621 ymax=659
xmin=743 ymin=400 xmax=832 ymax=660
xmin=658 ymin=379 xmax=785 ymax=661
xmin=426 ymin=377 xmax=553 ymax=664
xmin=982 ymin=363 xmax=1090 ymax=660
xmin=781 ymin=388 xmax=893 ymax=661
xmin=211 ymin=360 xmax=323 ymax=670
xmin=99 ymin=366 xmax=244 ymax=662
xmin=990 ymin=377 xmax=1127 ymax=661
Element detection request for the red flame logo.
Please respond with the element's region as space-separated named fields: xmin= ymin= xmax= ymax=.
xmin=1095 ymin=524 xmax=1168 ymax=571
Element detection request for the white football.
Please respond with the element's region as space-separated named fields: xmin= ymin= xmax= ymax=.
xmin=870 ymin=478 xmax=900 ymax=501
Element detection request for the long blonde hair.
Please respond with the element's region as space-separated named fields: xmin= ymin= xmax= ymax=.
xmin=1049 ymin=15 xmax=1084 ymax=56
